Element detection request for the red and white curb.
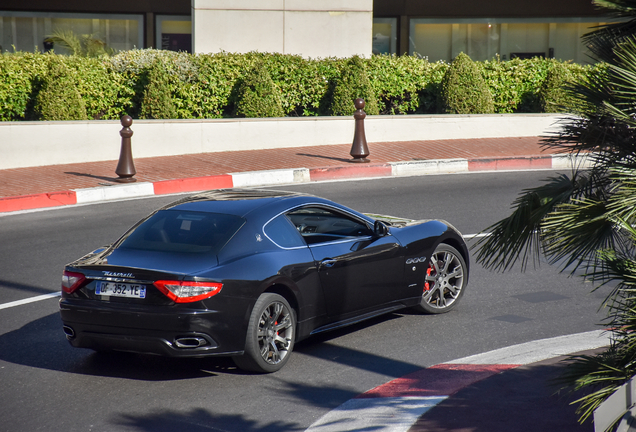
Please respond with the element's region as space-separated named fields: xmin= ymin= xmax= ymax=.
xmin=304 ymin=330 xmax=610 ymax=432
xmin=0 ymin=154 xmax=591 ymax=214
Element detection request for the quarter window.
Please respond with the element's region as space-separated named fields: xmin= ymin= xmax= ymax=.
xmin=263 ymin=215 xmax=306 ymax=248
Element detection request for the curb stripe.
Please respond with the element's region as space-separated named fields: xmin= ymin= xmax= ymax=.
xmin=305 ymin=396 xmax=448 ymax=432
xmin=309 ymin=164 xmax=392 ymax=181
xmin=153 ymin=174 xmax=233 ymax=195
xmin=74 ymin=182 xmax=155 ymax=204
xmin=390 ymin=159 xmax=469 ymax=176
xmin=0 ymin=153 xmax=594 ymax=214
xmin=305 ymin=330 xmax=610 ymax=432
xmin=231 ymin=168 xmax=310 ymax=187
xmin=468 ymin=155 xmax=552 ymax=171
xmin=0 ymin=191 xmax=76 ymax=213
xmin=358 ymin=364 xmax=519 ymax=399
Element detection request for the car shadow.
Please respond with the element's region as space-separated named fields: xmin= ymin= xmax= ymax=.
xmin=0 ymin=312 xmax=241 ymax=380
xmin=1 ymin=309 xmax=444 ymax=385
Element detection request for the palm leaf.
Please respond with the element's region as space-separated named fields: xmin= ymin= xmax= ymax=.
xmin=474 ymin=173 xmax=583 ymax=271
xmin=542 ymin=198 xmax=616 ymax=273
xmin=46 ymin=29 xmax=82 ymax=56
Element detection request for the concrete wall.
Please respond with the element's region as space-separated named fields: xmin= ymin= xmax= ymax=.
xmin=192 ymin=0 xmax=373 ymax=58
xmin=0 ymin=114 xmax=566 ymax=170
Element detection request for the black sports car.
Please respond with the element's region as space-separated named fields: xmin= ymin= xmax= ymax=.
xmin=60 ymin=189 xmax=469 ymax=373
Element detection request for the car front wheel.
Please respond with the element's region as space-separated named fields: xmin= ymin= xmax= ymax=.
xmin=414 ymin=243 xmax=467 ymax=314
xmin=233 ymin=293 xmax=296 ymax=373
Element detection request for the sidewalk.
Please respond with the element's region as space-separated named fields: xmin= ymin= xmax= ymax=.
xmin=0 ymin=136 xmax=566 ymax=213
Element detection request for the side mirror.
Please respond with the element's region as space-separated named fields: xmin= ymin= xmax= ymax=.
xmin=374 ymin=220 xmax=389 ymax=237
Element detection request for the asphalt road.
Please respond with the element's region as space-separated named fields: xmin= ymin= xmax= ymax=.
xmin=0 ymin=171 xmax=609 ymax=432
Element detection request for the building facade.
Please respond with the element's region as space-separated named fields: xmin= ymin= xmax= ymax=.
xmin=373 ymin=0 xmax=605 ymax=63
xmin=1 ymin=0 xmax=607 ymax=63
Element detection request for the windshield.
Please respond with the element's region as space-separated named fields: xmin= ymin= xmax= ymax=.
xmin=118 ymin=210 xmax=245 ymax=254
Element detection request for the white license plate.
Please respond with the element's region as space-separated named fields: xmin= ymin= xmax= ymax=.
xmin=96 ymin=281 xmax=146 ymax=299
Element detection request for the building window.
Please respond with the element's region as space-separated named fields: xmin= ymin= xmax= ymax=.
xmin=156 ymin=15 xmax=191 ymax=53
xmin=0 ymin=11 xmax=143 ymax=54
xmin=409 ymin=18 xmax=606 ymax=64
xmin=372 ymin=18 xmax=397 ymax=55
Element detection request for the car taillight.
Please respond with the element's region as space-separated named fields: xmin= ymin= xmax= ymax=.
xmin=154 ymin=280 xmax=223 ymax=303
xmin=62 ymin=270 xmax=87 ymax=294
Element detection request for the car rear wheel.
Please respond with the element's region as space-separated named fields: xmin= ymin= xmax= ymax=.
xmin=233 ymin=293 xmax=296 ymax=373
xmin=414 ymin=243 xmax=467 ymax=314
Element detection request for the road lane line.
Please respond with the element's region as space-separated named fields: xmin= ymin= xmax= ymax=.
xmin=0 ymin=292 xmax=61 ymax=310
xmin=463 ymin=233 xmax=490 ymax=239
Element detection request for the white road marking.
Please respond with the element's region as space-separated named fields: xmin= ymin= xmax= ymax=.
xmin=0 ymin=291 xmax=61 ymax=311
xmin=444 ymin=330 xmax=609 ymax=365
xmin=463 ymin=233 xmax=491 ymax=239
xmin=306 ymin=396 xmax=448 ymax=432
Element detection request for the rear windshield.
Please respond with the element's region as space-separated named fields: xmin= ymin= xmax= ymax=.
xmin=118 ymin=210 xmax=245 ymax=254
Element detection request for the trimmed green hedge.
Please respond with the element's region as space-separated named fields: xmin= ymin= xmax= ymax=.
xmin=234 ymin=60 xmax=285 ymax=118
xmin=439 ymin=52 xmax=495 ymax=114
xmin=0 ymin=50 xmax=603 ymax=121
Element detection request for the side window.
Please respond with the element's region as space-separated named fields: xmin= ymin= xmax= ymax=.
xmin=286 ymin=206 xmax=373 ymax=245
xmin=263 ymin=214 xmax=306 ymax=248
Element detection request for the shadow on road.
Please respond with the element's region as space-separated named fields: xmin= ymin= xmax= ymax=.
xmin=0 ymin=278 xmax=60 ymax=296
xmin=113 ymin=408 xmax=304 ymax=432
xmin=0 ymin=311 xmax=424 ymax=383
xmin=411 ymin=356 xmax=595 ymax=432
xmin=0 ymin=312 xmax=239 ymax=380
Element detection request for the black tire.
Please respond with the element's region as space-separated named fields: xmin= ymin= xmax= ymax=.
xmin=233 ymin=293 xmax=296 ymax=373
xmin=414 ymin=243 xmax=467 ymax=314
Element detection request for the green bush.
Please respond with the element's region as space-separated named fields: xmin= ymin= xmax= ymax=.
xmin=439 ymin=52 xmax=494 ymax=114
xmin=368 ymin=54 xmax=447 ymax=114
xmin=0 ymin=50 xmax=605 ymax=121
xmin=139 ymin=60 xmax=177 ymax=119
xmin=480 ymin=57 xmax=552 ymax=113
xmin=329 ymin=56 xmax=379 ymax=116
xmin=234 ymin=60 xmax=284 ymax=118
xmin=0 ymin=55 xmax=33 ymax=121
xmin=34 ymin=56 xmax=88 ymax=120
xmin=538 ymin=62 xmax=578 ymax=113
xmin=63 ymin=56 xmax=121 ymax=119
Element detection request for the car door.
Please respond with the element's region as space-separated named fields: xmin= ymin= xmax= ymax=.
xmin=286 ymin=206 xmax=405 ymax=320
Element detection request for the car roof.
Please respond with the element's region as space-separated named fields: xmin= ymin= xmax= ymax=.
xmin=161 ymin=188 xmax=313 ymax=218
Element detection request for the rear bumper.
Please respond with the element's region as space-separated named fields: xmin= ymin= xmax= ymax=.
xmin=59 ymin=297 xmax=248 ymax=357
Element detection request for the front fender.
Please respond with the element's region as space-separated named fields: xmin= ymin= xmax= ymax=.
xmin=390 ymin=219 xmax=469 ymax=290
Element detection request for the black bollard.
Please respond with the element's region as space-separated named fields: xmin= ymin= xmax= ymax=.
xmin=350 ymin=98 xmax=370 ymax=163
xmin=114 ymin=115 xmax=137 ymax=183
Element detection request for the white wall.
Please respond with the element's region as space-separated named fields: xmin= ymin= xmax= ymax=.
xmin=0 ymin=114 xmax=567 ymax=170
xmin=192 ymin=0 xmax=373 ymax=58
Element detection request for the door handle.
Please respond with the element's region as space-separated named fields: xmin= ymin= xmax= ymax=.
xmin=321 ymin=259 xmax=337 ymax=268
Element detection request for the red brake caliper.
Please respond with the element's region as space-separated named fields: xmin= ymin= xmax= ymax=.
xmin=424 ymin=266 xmax=432 ymax=292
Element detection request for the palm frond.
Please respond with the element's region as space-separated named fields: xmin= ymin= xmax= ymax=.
xmin=46 ymin=30 xmax=82 ymax=55
xmin=608 ymin=167 xmax=636 ymax=221
xmin=473 ymin=173 xmax=581 ymax=271
xmin=45 ymin=30 xmax=113 ymax=57
xmin=542 ymin=197 xmax=616 ymax=273
xmin=557 ymin=341 xmax=636 ymax=425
